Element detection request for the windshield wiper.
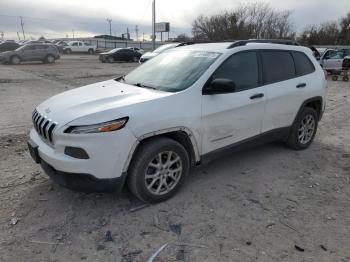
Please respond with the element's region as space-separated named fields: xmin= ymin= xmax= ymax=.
xmin=134 ymin=83 xmax=157 ymax=90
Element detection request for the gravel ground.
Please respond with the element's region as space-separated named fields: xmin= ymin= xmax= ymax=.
xmin=0 ymin=55 xmax=349 ymax=262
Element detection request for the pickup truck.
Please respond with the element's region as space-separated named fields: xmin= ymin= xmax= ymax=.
xmin=319 ymin=48 xmax=350 ymax=72
xmin=62 ymin=41 xmax=97 ymax=54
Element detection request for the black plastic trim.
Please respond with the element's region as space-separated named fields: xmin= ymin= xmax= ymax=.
xmin=64 ymin=146 xmax=90 ymax=159
xmin=40 ymin=160 xmax=126 ymax=193
xmin=201 ymin=127 xmax=291 ymax=164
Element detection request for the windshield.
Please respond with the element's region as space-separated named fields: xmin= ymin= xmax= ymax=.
xmin=122 ymin=50 xmax=221 ymax=92
xmin=107 ymin=48 xmax=121 ymax=54
xmin=153 ymin=44 xmax=178 ymax=53
xmin=15 ymin=45 xmax=26 ymax=51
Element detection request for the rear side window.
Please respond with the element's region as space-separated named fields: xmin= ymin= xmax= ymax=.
xmin=212 ymin=51 xmax=259 ymax=92
xmin=261 ymin=50 xmax=295 ymax=84
xmin=292 ymin=52 xmax=315 ymax=76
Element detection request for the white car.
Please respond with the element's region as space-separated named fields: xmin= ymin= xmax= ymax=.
xmin=28 ymin=40 xmax=326 ymax=203
xmin=62 ymin=41 xmax=96 ymax=54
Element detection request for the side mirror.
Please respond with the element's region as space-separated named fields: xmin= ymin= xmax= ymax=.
xmin=203 ymin=78 xmax=236 ymax=95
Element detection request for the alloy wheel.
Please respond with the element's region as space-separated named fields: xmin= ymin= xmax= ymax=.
xmin=298 ymin=114 xmax=316 ymax=144
xmin=144 ymin=151 xmax=183 ymax=195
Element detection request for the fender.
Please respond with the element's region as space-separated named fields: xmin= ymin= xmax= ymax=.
xmin=293 ymin=96 xmax=324 ymax=123
xmin=122 ymin=126 xmax=200 ymax=172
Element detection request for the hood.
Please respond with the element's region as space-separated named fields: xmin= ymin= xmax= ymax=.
xmin=36 ymin=79 xmax=171 ymax=126
xmin=0 ymin=51 xmax=14 ymax=56
xmin=141 ymin=52 xmax=158 ymax=59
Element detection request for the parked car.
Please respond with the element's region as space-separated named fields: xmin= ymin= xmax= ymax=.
xmin=99 ymin=48 xmax=142 ymax=63
xmin=139 ymin=43 xmax=183 ymax=63
xmin=0 ymin=41 xmax=20 ymax=52
xmin=28 ymin=40 xmax=326 ymax=203
xmin=319 ymin=49 xmax=350 ymax=72
xmin=0 ymin=43 xmax=60 ymax=64
xmin=127 ymin=47 xmax=144 ymax=54
xmin=55 ymin=41 xmax=68 ymax=53
xmin=62 ymin=41 xmax=97 ymax=54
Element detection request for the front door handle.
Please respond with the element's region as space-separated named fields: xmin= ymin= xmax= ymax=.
xmin=296 ymin=83 xmax=306 ymax=88
xmin=250 ymin=93 xmax=264 ymax=99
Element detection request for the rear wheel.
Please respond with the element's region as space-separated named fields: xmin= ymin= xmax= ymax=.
xmin=65 ymin=49 xmax=71 ymax=54
xmin=107 ymin=56 xmax=114 ymax=63
xmin=286 ymin=107 xmax=318 ymax=150
xmin=88 ymin=48 xmax=94 ymax=54
xmin=45 ymin=55 xmax=55 ymax=64
xmin=133 ymin=56 xmax=138 ymax=62
xmin=343 ymin=75 xmax=349 ymax=82
xmin=127 ymin=137 xmax=189 ymax=203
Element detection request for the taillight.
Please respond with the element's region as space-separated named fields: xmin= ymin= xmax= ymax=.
xmin=323 ymin=69 xmax=328 ymax=80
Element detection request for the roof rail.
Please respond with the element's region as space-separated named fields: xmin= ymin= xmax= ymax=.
xmin=227 ymin=39 xmax=299 ymax=49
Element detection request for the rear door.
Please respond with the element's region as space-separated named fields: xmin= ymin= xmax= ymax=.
xmin=261 ymin=50 xmax=314 ymax=132
xmin=201 ymin=51 xmax=267 ymax=154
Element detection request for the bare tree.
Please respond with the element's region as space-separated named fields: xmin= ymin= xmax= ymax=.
xmin=299 ymin=22 xmax=340 ymax=45
xmin=192 ymin=3 xmax=295 ymax=41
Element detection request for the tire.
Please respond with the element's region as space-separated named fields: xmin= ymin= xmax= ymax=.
xmin=127 ymin=137 xmax=190 ymax=203
xmin=65 ymin=49 xmax=71 ymax=54
xmin=343 ymin=76 xmax=349 ymax=82
xmin=286 ymin=107 xmax=318 ymax=150
xmin=88 ymin=49 xmax=94 ymax=54
xmin=332 ymin=75 xmax=338 ymax=81
xmin=107 ymin=56 xmax=114 ymax=63
xmin=10 ymin=55 xmax=21 ymax=65
xmin=133 ymin=56 xmax=138 ymax=62
xmin=45 ymin=55 xmax=55 ymax=64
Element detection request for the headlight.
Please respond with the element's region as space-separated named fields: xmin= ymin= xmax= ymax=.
xmin=64 ymin=117 xmax=129 ymax=134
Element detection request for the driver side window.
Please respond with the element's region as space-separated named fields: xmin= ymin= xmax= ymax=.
xmin=212 ymin=51 xmax=259 ymax=92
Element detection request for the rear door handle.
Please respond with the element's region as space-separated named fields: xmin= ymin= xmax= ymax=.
xmin=296 ymin=83 xmax=306 ymax=88
xmin=250 ymin=93 xmax=264 ymax=99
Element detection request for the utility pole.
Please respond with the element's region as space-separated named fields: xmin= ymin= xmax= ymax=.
xmin=0 ymin=31 xmax=4 ymax=41
xmin=135 ymin=25 xmax=139 ymax=41
xmin=127 ymin=27 xmax=129 ymax=40
xmin=16 ymin=32 xmax=20 ymax=41
xmin=106 ymin=18 xmax=112 ymax=36
xmin=143 ymin=32 xmax=145 ymax=42
xmin=152 ymin=0 xmax=156 ymax=50
xmin=72 ymin=29 xmax=75 ymax=39
xmin=20 ymin=16 xmax=25 ymax=40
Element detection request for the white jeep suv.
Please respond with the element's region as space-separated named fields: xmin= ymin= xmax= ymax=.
xmin=28 ymin=40 xmax=326 ymax=203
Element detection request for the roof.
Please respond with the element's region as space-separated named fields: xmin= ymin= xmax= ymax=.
xmin=176 ymin=40 xmax=310 ymax=54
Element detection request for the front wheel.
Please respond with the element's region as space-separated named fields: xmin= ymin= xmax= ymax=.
xmin=65 ymin=49 xmax=71 ymax=54
xmin=127 ymin=137 xmax=189 ymax=203
xmin=286 ymin=107 xmax=318 ymax=150
xmin=10 ymin=56 xmax=21 ymax=65
xmin=88 ymin=49 xmax=94 ymax=54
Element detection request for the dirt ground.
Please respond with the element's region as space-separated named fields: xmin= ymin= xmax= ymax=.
xmin=0 ymin=55 xmax=349 ymax=262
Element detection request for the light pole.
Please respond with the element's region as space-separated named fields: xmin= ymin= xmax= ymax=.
xmin=106 ymin=18 xmax=112 ymax=36
xmin=152 ymin=0 xmax=156 ymax=50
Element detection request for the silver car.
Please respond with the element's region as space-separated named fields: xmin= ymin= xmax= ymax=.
xmin=0 ymin=44 xmax=60 ymax=65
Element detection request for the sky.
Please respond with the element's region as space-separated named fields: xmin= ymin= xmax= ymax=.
xmin=0 ymin=0 xmax=349 ymax=40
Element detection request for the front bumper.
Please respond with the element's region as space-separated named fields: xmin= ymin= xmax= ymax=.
xmin=40 ymin=159 xmax=126 ymax=192
xmin=28 ymin=125 xmax=137 ymax=192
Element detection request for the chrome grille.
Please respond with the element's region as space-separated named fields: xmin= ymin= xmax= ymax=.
xmin=32 ymin=109 xmax=57 ymax=143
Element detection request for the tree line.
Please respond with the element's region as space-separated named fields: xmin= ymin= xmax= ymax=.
xmin=183 ymin=3 xmax=350 ymax=45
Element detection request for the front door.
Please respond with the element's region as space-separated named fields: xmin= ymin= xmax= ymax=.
xmin=201 ymin=51 xmax=266 ymax=154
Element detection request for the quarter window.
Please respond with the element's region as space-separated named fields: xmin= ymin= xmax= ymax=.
xmin=292 ymin=51 xmax=315 ymax=76
xmin=212 ymin=51 xmax=259 ymax=92
xmin=261 ymin=51 xmax=295 ymax=84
